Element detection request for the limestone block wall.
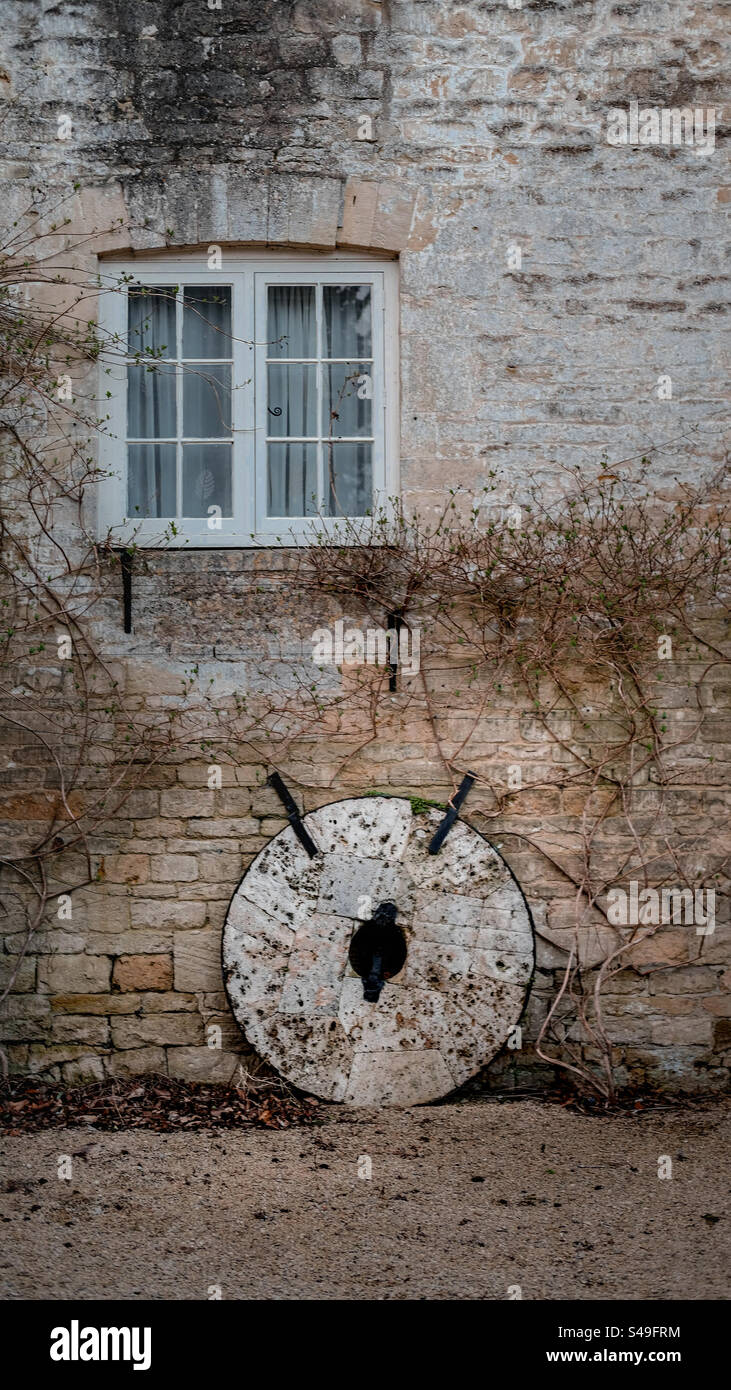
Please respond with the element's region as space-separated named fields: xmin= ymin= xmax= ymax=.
xmin=0 ymin=0 xmax=728 ymax=1093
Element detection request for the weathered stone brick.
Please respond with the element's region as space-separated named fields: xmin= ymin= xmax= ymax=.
xmin=0 ymin=955 xmax=36 ymax=992
xmin=174 ymin=930 xmax=223 ymax=992
xmin=0 ymin=996 xmax=51 ymax=1042
xmin=139 ymin=992 xmax=199 ymax=1013
xmin=6 ymin=930 xmax=85 ymax=954
xmin=160 ymin=788 xmax=215 ymax=818
xmin=187 ymin=818 xmax=259 ymax=838
xmin=130 ymin=901 xmax=208 ymax=930
xmin=217 ymin=790 xmax=256 ymax=816
xmin=111 ymin=1014 xmax=204 ymax=1049
xmin=52 ymin=1015 xmax=111 ymax=1045
xmin=627 ymin=932 xmax=690 ymax=973
xmin=131 ymin=819 xmax=185 ymax=839
xmin=649 ymin=966 xmax=725 ymax=995
xmin=107 ymin=1046 xmax=167 ymax=1078
xmin=200 ymin=1012 xmax=243 ymax=1051
xmin=51 ymin=993 xmax=142 ymax=1016
xmin=197 ymin=852 xmax=242 ymax=883
xmin=101 ymin=854 xmax=149 ymax=885
xmin=121 ymin=791 xmax=160 ymax=818
xmin=112 ymin=955 xmax=174 ymax=992
xmin=38 ymin=954 xmax=112 ymax=994
xmin=167 ymin=1046 xmax=243 ymax=1083
xmin=150 ymin=854 xmax=199 ymax=882
xmin=27 ymin=1043 xmax=106 ymax=1072
xmin=702 ymin=995 xmax=731 ymax=1017
xmin=61 ymin=1055 xmax=107 ymax=1084
xmin=87 ymin=931 xmax=174 ymax=955
xmin=651 ymin=1018 xmax=714 ymax=1046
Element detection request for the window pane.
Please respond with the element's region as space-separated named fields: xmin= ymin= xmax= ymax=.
xmin=182 ymin=444 xmax=232 ymax=517
xmin=323 ymin=362 xmax=373 ymax=437
xmin=183 ymin=365 xmax=231 ymax=437
xmin=127 ymin=443 xmax=176 ymax=517
xmin=267 ymin=443 xmax=318 ymax=517
xmin=323 ymin=285 xmax=371 ymax=358
xmin=267 ymin=285 xmax=316 ymax=358
xmin=127 ymin=363 xmax=176 ymax=438
xmin=182 ymin=286 xmax=232 ymax=359
xmin=267 ymin=364 xmax=317 ymax=437
xmin=128 ymin=286 xmax=176 ymax=359
xmin=324 ymin=441 xmax=372 ymax=517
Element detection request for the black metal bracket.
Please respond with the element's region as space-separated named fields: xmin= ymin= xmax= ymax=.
xmin=349 ymin=902 xmax=403 ymax=1002
xmin=428 ymin=772 xmax=476 ymax=855
xmin=387 ymin=610 xmax=402 ymax=692
xmin=364 ymin=946 xmax=385 ymax=1002
xmin=362 ymin=902 xmax=399 ymax=1001
xmin=120 ymin=548 xmax=133 ymax=634
xmin=267 ymin=772 xmax=320 ymax=858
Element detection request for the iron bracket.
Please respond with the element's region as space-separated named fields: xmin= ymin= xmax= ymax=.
xmin=386 ymin=609 xmax=402 ymax=692
xmin=119 ymin=548 xmax=133 ymax=634
xmin=428 ymin=771 xmax=476 ymax=855
xmin=267 ymin=772 xmax=320 ymax=858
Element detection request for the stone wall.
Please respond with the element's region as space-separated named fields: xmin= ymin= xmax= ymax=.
xmin=0 ymin=0 xmax=728 ymax=1093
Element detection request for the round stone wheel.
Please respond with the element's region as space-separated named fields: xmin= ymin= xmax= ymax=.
xmin=223 ymin=796 xmax=534 ymax=1106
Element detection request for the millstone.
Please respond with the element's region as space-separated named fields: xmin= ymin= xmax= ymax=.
xmin=223 ymin=796 xmax=534 ymax=1106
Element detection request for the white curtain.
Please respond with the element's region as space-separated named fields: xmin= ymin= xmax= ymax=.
xmin=323 ymin=285 xmax=372 ymax=517
xmin=127 ymin=286 xmax=177 ymax=518
xmin=267 ymin=285 xmax=317 ymax=516
xmin=127 ymin=286 xmax=233 ymax=520
xmin=266 ymin=284 xmax=373 ymax=518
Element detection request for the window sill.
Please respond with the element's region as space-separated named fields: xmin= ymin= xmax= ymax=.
xmin=105 ymin=519 xmax=386 ymax=549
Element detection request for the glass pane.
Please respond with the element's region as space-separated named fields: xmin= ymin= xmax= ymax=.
xmin=128 ymin=285 xmax=176 ymax=359
xmin=127 ymin=363 xmax=176 ymax=438
xmin=267 ymin=364 xmax=317 ymax=437
xmin=182 ymin=286 xmax=232 ymax=359
xmin=127 ymin=444 xmax=176 ymax=518
xmin=324 ymin=441 xmax=372 ymax=517
xmin=183 ymin=365 xmax=231 ymax=437
xmin=267 ymin=443 xmax=318 ymax=517
xmin=323 ymin=284 xmax=371 ymax=358
xmin=323 ymin=363 xmax=373 ymax=437
xmin=182 ymin=444 xmax=232 ymax=517
xmin=267 ymin=285 xmax=316 ymax=358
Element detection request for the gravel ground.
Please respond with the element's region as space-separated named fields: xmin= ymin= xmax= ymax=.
xmin=1 ymin=1098 xmax=728 ymax=1301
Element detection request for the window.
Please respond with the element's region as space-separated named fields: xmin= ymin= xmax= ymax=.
xmin=97 ymin=254 xmax=398 ymax=545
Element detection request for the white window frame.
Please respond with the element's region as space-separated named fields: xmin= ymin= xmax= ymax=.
xmin=96 ymin=251 xmax=399 ymax=547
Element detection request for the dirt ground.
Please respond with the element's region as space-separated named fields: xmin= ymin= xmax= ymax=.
xmin=1 ymin=1097 xmax=728 ymax=1301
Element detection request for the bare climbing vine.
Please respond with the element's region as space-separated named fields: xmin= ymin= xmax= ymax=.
xmin=1 ymin=199 xmax=728 ymax=1099
xmin=294 ymin=474 xmax=729 ymax=1099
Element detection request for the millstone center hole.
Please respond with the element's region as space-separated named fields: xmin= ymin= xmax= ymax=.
xmin=349 ymin=907 xmax=407 ymax=985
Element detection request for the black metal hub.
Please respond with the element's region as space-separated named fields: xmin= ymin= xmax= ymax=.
xmin=349 ymin=902 xmax=406 ymax=1002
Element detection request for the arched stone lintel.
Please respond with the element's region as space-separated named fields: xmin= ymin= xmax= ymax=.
xmin=337 ymin=179 xmax=416 ymax=254
xmin=121 ymin=172 xmax=414 ymax=255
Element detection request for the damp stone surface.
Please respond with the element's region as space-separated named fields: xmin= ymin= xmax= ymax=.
xmin=223 ymin=797 xmax=534 ymax=1106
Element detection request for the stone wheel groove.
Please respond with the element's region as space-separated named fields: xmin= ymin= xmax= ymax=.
xmin=223 ymin=796 xmax=534 ymax=1106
